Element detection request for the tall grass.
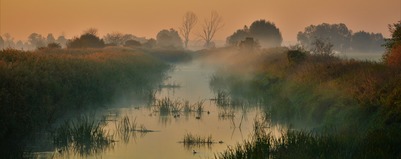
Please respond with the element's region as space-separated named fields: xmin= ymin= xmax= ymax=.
xmin=181 ymin=133 xmax=214 ymax=150
xmin=207 ymin=47 xmax=401 ymax=158
xmin=0 ymin=48 xmax=170 ymax=157
xmin=52 ymin=115 xmax=114 ymax=156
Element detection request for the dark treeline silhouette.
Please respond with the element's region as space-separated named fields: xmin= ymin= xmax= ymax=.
xmin=298 ymin=23 xmax=384 ymax=53
xmin=226 ymin=19 xmax=283 ymax=48
xmin=156 ymin=28 xmax=183 ymax=49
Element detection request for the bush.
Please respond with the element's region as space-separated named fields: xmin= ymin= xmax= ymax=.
xmin=67 ymin=33 xmax=105 ymax=49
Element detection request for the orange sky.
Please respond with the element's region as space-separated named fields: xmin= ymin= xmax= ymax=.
xmin=0 ymin=0 xmax=400 ymax=43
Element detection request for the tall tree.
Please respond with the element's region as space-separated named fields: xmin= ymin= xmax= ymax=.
xmin=198 ymin=11 xmax=223 ymax=48
xmin=351 ymin=31 xmax=384 ymax=53
xmin=249 ymin=20 xmax=282 ymax=48
xmin=46 ymin=33 xmax=56 ymax=44
xmin=297 ymin=23 xmax=352 ymax=52
xmin=28 ymin=33 xmax=46 ymax=49
xmin=179 ymin=11 xmax=198 ymax=49
xmin=226 ymin=25 xmax=249 ymax=46
xmin=156 ymin=29 xmax=183 ymax=49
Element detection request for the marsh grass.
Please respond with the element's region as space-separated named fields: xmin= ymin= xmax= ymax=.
xmin=153 ymin=97 xmax=182 ymax=115
xmin=0 ymin=48 xmax=171 ymax=157
xmin=52 ymin=115 xmax=114 ymax=156
xmin=180 ymin=133 xmax=214 ymax=149
xmin=152 ymin=97 xmax=207 ymax=117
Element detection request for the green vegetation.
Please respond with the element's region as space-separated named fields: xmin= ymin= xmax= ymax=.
xmin=52 ymin=115 xmax=114 ymax=156
xmin=0 ymin=47 xmax=170 ymax=158
xmin=181 ymin=133 xmax=214 ymax=149
xmin=207 ymin=45 xmax=401 ymax=158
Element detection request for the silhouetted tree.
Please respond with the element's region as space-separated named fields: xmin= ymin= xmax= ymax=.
xmin=56 ymin=35 xmax=67 ymax=48
xmin=179 ymin=11 xmax=198 ymax=49
xmin=226 ymin=25 xmax=249 ymax=46
xmin=249 ymin=20 xmax=282 ymax=48
xmin=226 ymin=20 xmax=282 ymax=48
xmin=46 ymin=33 xmax=56 ymax=44
xmin=28 ymin=33 xmax=46 ymax=49
xmin=198 ymin=11 xmax=223 ymax=48
xmin=104 ymin=32 xmax=124 ymax=46
xmin=47 ymin=43 xmax=62 ymax=49
xmin=239 ymin=37 xmax=259 ymax=52
xmin=143 ymin=38 xmax=156 ymax=48
xmin=297 ymin=23 xmax=352 ymax=52
xmin=67 ymin=33 xmax=105 ymax=49
xmin=124 ymin=40 xmax=141 ymax=47
xmin=83 ymin=27 xmax=98 ymax=36
xmin=156 ymin=29 xmax=183 ymax=49
xmin=351 ymin=31 xmax=384 ymax=53
xmin=383 ymin=21 xmax=401 ymax=65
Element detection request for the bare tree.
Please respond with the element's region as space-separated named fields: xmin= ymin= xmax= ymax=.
xmin=179 ymin=11 xmax=198 ymax=49
xmin=83 ymin=27 xmax=98 ymax=36
xmin=198 ymin=11 xmax=223 ymax=48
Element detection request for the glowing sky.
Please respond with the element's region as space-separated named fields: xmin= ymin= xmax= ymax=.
xmin=0 ymin=0 xmax=400 ymax=42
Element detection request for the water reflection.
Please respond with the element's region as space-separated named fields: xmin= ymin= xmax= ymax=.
xmin=32 ymin=61 xmax=268 ymax=159
xmin=52 ymin=115 xmax=115 ymax=157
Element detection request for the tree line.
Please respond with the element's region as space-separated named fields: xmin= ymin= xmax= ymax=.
xmin=0 ymin=12 xmax=386 ymax=53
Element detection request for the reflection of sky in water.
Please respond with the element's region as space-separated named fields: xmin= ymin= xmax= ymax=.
xmin=35 ymin=60 xmax=277 ymax=159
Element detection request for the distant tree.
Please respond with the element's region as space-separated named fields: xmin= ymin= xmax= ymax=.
xmin=297 ymin=23 xmax=352 ymax=52
xmin=311 ymin=39 xmax=334 ymax=56
xmin=156 ymin=29 xmax=183 ymax=49
xmin=143 ymin=38 xmax=156 ymax=49
xmin=3 ymin=33 xmax=16 ymax=48
xmin=226 ymin=25 xmax=249 ymax=46
xmin=226 ymin=20 xmax=282 ymax=48
xmin=249 ymin=20 xmax=282 ymax=48
xmin=46 ymin=33 xmax=56 ymax=44
xmin=16 ymin=40 xmax=24 ymax=50
xmin=56 ymin=35 xmax=67 ymax=48
xmin=67 ymin=33 xmax=105 ymax=49
xmin=124 ymin=39 xmax=141 ymax=47
xmin=0 ymin=36 xmax=4 ymax=49
xmin=28 ymin=33 xmax=46 ymax=49
xmin=239 ymin=37 xmax=260 ymax=52
xmin=198 ymin=11 xmax=223 ymax=48
xmin=47 ymin=43 xmax=62 ymax=49
xmin=383 ymin=21 xmax=401 ymax=65
xmin=104 ymin=32 xmax=124 ymax=46
xmin=83 ymin=27 xmax=98 ymax=36
xmin=351 ymin=31 xmax=384 ymax=53
xmin=179 ymin=11 xmax=198 ymax=49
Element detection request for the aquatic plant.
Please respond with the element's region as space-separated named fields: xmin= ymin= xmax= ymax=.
xmin=180 ymin=133 xmax=214 ymax=150
xmin=52 ymin=115 xmax=114 ymax=156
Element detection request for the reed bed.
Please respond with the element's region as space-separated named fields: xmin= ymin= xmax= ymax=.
xmin=52 ymin=115 xmax=114 ymax=156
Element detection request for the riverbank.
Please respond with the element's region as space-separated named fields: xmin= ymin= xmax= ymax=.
xmin=204 ymin=47 xmax=401 ymax=158
xmin=0 ymin=47 xmax=173 ymax=158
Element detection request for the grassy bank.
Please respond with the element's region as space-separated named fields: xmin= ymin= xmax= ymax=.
xmin=206 ymin=47 xmax=401 ymax=158
xmin=0 ymin=47 xmax=170 ymax=158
